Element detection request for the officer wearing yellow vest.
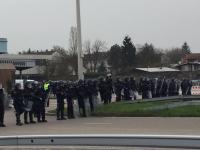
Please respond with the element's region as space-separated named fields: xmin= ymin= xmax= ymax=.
xmin=43 ymin=81 xmax=50 ymax=107
xmin=44 ymin=82 xmax=50 ymax=91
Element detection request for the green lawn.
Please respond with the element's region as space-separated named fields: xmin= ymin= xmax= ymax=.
xmin=93 ymin=100 xmax=200 ymax=117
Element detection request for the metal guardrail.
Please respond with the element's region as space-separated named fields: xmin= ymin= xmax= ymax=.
xmin=1 ymin=135 xmax=200 ymax=149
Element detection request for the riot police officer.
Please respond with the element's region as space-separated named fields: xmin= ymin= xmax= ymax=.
xmin=11 ymin=84 xmax=24 ymax=126
xmin=87 ymin=80 xmax=94 ymax=112
xmin=56 ymin=83 xmax=66 ymax=120
xmin=43 ymin=81 xmax=50 ymax=107
xmin=114 ymin=78 xmax=123 ymax=102
xmin=34 ymin=83 xmax=48 ymax=123
xmin=160 ymin=78 xmax=168 ymax=97
xmin=76 ymin=80 xmax=86 ymax=117
xmin=65 ymin=83 xmax=75 ymax=119
xmin=0 ymin=84 xmax=5 ymax=127
xmin=105 ymin=76 xmax=113 ymax=104
xmin=24 ymin=82 xmax=36 ymax=124
xmin=129 ymin=77 xmax=138 ymax=100
xmin=168 ymin=79 xmax=176 ymax=96
xmin=156 ymin=78 xmax=162 ymax=97
xmin=98 ymin=78 xmax=106 ymax=103
xmin=187 ymin=80 xmax=193 ymax=96
xmin=123 ymin=77 xmax=131 ymax=100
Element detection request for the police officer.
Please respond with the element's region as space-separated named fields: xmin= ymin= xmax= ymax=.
xmin=56 ymin=83 xmax=66 ymax=120
xmin=52 ymin=82 xmax=57 ymax=97
xmin=114 ymin=78 xmax=123 ymax=102
xmin=0 ymin=84 xmax=5 ymax=127
xmin=44 ymin=81 xmax=50 ymax=107
xmin=87 ymin=80 xmax=94 ymax=112
xmin=65 ymin=83 xmax=75 ymax=119
xmin=141 ymin=78 xmax=150 ymax=99
xmin=123 ymin=77 xmax=131 ymax=100
xmin=76 ymin=80 xmax=86 ymax=117
xmin=168 ymin=79 xmax=176 ymax=96
xmin=24 ymin=83 xmax=36 ymax=124
xmin=34 ymin=83 xmax=48 ymax=122
xmin=98 ymin=78 xmax=106 ymax=103
xmin=130 ymin=77 xmax=138 ymax=100
xmin=92 ymin=80 xmax=99 ymax=105
xmin=146 ymin=78 xmax=152 ymax=99
xmin=150 ymin=78 xmax=156 ymax=98
xmin=105 ymin=76 xmax=113 ymax=104
xmin=187 ymin=80 xmax=192 ymax=96
xmin=11 ymin=84 xmax=24 ymax=126
xmin=160 ymin=78 xmax=168 ymax=97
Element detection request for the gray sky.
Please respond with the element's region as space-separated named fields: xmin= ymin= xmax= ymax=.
xmin=0 ymin=0 xmax=200 ymax=53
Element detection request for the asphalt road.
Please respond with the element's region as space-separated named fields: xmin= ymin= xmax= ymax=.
xmin=1 ymin=109 xmax=200 ymax=136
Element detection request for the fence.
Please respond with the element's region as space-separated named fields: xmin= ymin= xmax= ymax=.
xmin=1 ymin=135 xmax=200 ymax=149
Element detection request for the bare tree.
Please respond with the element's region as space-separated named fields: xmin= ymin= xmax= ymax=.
xmin=69 ymin=27 xmax=78 ymax=55
xmin=162 ymin=48 xmax=182 ymax=65
xmin=42 ymin=46 xmax=73 ymax=80
xmin=92 ymin=40 xmax=107 ymax=72
xmin=84 ymin=40 xmax=93 ymax=72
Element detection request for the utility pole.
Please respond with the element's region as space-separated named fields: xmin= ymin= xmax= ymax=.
xmin=76 ymin=0 xmax=84 ymax=80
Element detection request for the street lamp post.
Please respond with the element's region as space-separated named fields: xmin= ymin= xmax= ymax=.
xmin=76 ymin=0 xmax=84 ymax=80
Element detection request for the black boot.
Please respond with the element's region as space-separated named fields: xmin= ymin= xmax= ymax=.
xmin=0 ymin=123 xmax=6 ymax=127
xmin=16 ymin=122 xmax=23 ymax=126
xmin=30 ymin=120 xmax=36 ymax=124
xmin=42 ymin=120 xmax=48 ymax=122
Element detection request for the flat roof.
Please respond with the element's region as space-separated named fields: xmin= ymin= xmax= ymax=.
xmin=0 ymin=38 xmax=7 ymax=42
xmin=136 ymin=67 xmax=179 ymax=73
xmin=0 ymin=54 xmax=53 ymax=60
xmin=15 ymin=66 xmax=44 ymax=75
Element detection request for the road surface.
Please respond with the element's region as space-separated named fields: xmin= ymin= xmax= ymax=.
xmin=1 ymin=109 xmax=200 ymax=136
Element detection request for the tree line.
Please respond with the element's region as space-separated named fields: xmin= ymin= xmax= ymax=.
xmin=108 ymin=36 xmax=191 ymax=75
xmin=19 ymin=27 xmax=191 ymax=80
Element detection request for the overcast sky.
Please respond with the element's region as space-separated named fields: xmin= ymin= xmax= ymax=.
xmin=0 ymin=0 xmax=200 ymax=53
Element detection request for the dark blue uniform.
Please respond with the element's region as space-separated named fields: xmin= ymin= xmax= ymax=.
xmin=87 ymin=81 xmax=94 ymax=112
xmin=130 ymin=77 xmax=138 ymax=100
xmin=76 ymin=81 xmax=86 ymax=117
xmin=56 ymin=85 xmax=66 ymax=120
xmin=65 ymin=84 xmax=75 ymax=119
xmin=123 ymin=78 xmax=131 ymax=100
xmin=11 ymin=85 xmax=24 ymax=126
xmin=34 ymin=85 xmax=47 ymax=122
xmin=105 ymin=77 xmax=113 ymax=104
xmin=0 ymin=88 xmax=5 ymax=127
xmin=98 ymin=78 xmax=106 ymax=103
xmin=23 ymin=86 xmax=36 ymax=124
xmin=168 ymin=79 xmax=176 ymax=96
xmin=114 ymin=78 xmax=123 ymax=102
xmin=160 ymin=79 xmax=168 ymax=97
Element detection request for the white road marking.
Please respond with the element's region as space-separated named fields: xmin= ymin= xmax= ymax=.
xmin=84 ymin=123 xmax=112 ymax=125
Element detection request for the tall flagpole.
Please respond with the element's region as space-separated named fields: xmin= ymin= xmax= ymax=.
xmin=76 ymin=0 xmax=84 ymax=80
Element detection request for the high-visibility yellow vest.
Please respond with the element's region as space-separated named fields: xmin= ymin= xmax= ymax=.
xmin=44 ymin=83 xmax=50 ymax=91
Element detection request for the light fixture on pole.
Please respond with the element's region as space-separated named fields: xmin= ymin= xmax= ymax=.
xmin=76 ymin=0 xmax=84 ymax=80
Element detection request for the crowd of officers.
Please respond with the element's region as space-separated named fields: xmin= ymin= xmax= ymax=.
xmin=113 ymin=77 xmax=193 ymax=101
xmin=11 ymin=82 xmax=49 ymax=126
xmin=0 ymin=75 xmax=193 ymax=127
